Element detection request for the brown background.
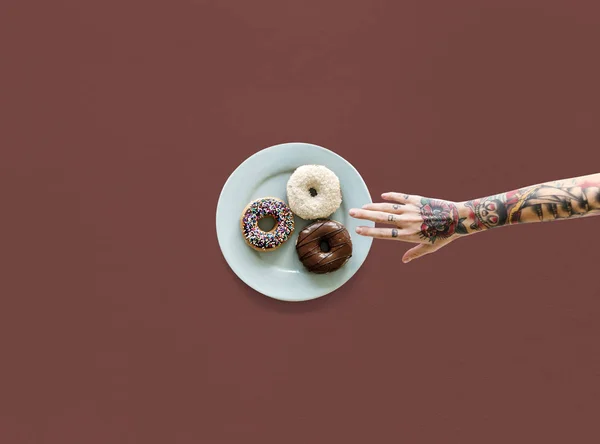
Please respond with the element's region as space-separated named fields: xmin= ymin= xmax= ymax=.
xmin=1 ymin=0 xmax=599 ymax=443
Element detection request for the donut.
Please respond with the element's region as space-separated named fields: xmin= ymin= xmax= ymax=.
xmin=296 ymin=219 xmax=352 ymax=274
xmin=287 ymin=165 xmax=342 ymax=220
xmin=240 ymin=197 xmax=295 ymax=251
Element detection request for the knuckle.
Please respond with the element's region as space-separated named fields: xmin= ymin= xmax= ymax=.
xmin=396 ymin=214 xmax=411 ymax=223
xmin=407 ymin=214 xmax=422 ymax=223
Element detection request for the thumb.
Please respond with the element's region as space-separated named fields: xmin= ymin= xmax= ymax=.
xmin=402 ymin=243 xmax=441 ymax=263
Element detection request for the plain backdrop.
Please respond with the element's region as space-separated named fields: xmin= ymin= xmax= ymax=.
xmin=1 ymin=1 xmax=599 ymax=443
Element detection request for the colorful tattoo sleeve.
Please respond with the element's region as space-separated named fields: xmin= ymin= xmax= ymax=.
xmin=461 ymin=173 xmax=600 ymax=232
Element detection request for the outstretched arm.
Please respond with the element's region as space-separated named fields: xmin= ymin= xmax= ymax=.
xmin=349 ymin=173 xmax=600 ymax=263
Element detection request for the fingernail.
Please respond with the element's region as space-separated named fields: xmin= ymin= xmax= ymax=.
xmin=349 ymin=209 xmax=357 ymax=216
xmin=404 ymin=258 xmax=411 ymax=263
xmin=355 ymin=227 xmax=362 ymax=234
xmin=381 ymin=193 xmax=390 ymax=197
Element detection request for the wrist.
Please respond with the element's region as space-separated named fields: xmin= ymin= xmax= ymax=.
xmin=456 ymin=200 xmax=484 ymax=235
xmin=456 ymin=201 xmax=470 ymax=221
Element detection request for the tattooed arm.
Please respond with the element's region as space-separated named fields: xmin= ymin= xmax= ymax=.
xmin=349 ymin=173 xmax=600 ymax=263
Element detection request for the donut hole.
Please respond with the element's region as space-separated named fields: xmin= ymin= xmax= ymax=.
xmin=309 ymin=187 xmax=318 ymax=197
xmin=319 ymin=240 xmax=331 ymax=253
xmin=258 ymin=215 xmax=276 ymax=232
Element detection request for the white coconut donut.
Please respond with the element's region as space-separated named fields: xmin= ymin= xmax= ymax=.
xmin=286 ymin=165 xmax=342 ymax=220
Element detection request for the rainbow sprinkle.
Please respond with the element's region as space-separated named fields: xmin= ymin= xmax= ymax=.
xmin=242 ymin=198 xmax=294 ymax=250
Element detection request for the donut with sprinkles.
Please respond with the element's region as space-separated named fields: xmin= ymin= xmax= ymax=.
xmin=240 ymin=197 xmax=295 ymax=251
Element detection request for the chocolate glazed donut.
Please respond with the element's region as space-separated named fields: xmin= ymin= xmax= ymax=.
xmin=296 ymin=220 xmax=353 ymax=274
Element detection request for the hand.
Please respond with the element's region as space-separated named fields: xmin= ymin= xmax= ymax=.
xmin=349 ymin=192 xmax=469 ymax=263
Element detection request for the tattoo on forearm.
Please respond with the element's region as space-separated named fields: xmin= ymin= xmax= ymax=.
xmin=465 ymin=180 xmax=600 ymax=230
xmin=418 ymin=198 xmax=468 ymax=244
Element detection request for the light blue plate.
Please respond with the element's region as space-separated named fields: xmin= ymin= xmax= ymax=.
xmin=216 ymin=142 xmax=374 ymax=301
